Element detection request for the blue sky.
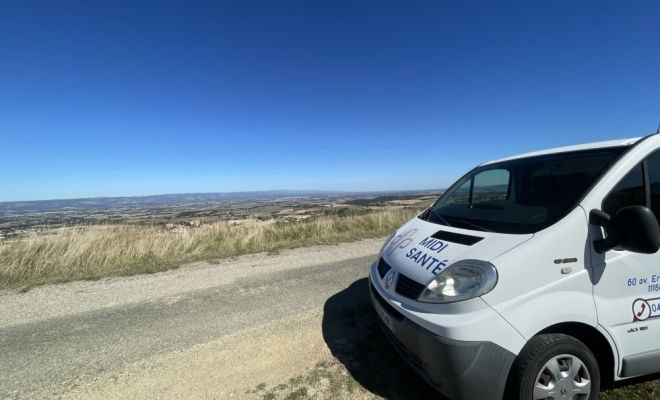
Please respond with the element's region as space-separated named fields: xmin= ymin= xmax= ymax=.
xmin=1 ymin=1 xmax=659 ymax=202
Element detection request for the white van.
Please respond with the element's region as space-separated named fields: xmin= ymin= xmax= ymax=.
xmin=370 ymin=135 xmax=660 ymax=400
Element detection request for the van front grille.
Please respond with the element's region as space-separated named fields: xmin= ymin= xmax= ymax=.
xmin=377 ymin=257 xmax=391 ymax=279
xmin=395 ymin=273 xmax=426 ymax=300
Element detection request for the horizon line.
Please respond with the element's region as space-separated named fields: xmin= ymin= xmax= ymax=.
xmin=0 ymin=188 xmax=446 ymax=204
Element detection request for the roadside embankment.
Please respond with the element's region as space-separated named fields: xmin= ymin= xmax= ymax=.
xmin=0 ymin=207 xmax=422 ymax=290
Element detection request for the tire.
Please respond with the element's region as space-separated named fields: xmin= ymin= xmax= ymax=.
xmin=507 ymin=333 xmax=600 ymax=400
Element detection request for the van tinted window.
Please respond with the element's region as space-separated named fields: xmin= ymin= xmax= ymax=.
xmin=645 ymin=150 xmax=660 ymax=220
xmin=473 ymin=169 xmax=510 ymax=203
xmin=443 ymin=169 xmax=510 ymax=205
xmin=423 ymin=147 xmax=628 ymax=234
xmin=602 ymin=163 xmax=645 ymax=217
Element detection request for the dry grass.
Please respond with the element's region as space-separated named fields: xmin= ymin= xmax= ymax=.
xmin=0 ymin=208 xmax=421 ymax=290
xmin=601 ymin=379 xmax=660 ymax=400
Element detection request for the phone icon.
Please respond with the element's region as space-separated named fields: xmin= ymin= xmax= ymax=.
xmin=637 ymin=303 xmax=647 ymax=318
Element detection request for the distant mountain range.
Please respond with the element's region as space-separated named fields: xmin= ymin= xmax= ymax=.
xmin=0 ymin=189 xmax=441 ymax=214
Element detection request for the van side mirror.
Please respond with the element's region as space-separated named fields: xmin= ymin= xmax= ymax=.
xmin=589 ymin=206 xmax=660 ymax=254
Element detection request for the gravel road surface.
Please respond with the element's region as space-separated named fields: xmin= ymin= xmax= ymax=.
xmin=1 ymin=238 xmax=440 ymax=400
xmin=6 ymin=238 xmax=652 ymax=400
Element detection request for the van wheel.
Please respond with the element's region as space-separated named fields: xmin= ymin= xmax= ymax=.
xmin=509 ymin=333 xmax=600 ymax=400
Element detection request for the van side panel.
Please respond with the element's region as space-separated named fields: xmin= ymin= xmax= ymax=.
xmin=579 ymin=137 xmax=660 ymax=378
xmin=481 ymin=207 xmax=598 ymax=340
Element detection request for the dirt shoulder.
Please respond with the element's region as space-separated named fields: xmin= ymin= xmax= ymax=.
xmin=58 ymin=309 xmax=337 ymax=399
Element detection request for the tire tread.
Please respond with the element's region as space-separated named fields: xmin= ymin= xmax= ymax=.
xmin=507 ymin=333 xmax=598 ymax=400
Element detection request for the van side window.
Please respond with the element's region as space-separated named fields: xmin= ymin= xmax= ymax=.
xmin=645 ymin=150 xmax=660 ymax=219
xmin=602 ymin=163 xmax=645 ymax=217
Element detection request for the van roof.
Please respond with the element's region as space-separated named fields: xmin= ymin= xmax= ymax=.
xmin=481 ymin=137 xmax=643 ymax=165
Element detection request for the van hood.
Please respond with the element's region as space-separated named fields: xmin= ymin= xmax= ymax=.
xmin=382 ymin=217 xmax=533 ymax=285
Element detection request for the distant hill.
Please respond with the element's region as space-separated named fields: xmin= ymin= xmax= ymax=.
xmin=0 ymin=191 xmax=351 ymax=213
xmin=0 ymin=189 xmax=442 ymax=214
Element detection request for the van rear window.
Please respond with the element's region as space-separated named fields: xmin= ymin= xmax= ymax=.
xmin=423 ymin=147 xmax=629 ymax=234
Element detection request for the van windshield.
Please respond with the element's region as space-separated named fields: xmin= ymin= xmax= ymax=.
xmin=422 ymin=147 xmax=630 ymax=234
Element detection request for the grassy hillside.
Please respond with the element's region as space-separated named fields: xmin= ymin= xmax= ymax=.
xmin=0 ymin=207 xmax=422 ymax=290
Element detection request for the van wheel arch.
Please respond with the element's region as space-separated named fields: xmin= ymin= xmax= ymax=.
xmin=504 ymin=322 xmax=615 ymax=396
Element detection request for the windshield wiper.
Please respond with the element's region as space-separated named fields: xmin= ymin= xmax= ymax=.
xmin=430 ymin=208 xmax=453 ymax=227
xmin=456 ymin=219 xmax=493 ymax=232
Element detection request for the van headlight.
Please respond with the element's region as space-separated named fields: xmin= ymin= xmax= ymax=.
xmin=418 ymin=260 xmax=498 ymax=303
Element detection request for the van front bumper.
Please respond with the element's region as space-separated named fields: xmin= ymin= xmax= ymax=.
xmin=369 ymin=279 xmax=515 ymax=400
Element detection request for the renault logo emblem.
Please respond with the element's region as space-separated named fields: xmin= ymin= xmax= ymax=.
xmin=385 ymin=271 xmax=396 ymax=289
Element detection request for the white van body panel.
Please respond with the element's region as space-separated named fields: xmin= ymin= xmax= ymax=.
xmin=370 ymin=262 xmax=528 ymax=354
xmin=382 ymin=218 xmax=532 ymax=286
xmin=579 ymin=135 xmax=660 ymax=378
xmin=481 ymin=207 xmax=597 ymax=340
xmin=482 ymin=137 xmax=641 ymax=165
xmin=375 ymin=216 xmax=534 ymax=355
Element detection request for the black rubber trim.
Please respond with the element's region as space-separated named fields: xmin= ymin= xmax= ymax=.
xmin=431 ymin=230 xmax=483 ymax=246
xmin=418 ymin=207 xmax=432 ymax=220
xmin=395 ymin=273 xmax=426 ymax=300
xmin=621 ymin=348 xmax=660 ymax=377
xmin=643 ymin=159 xmax=651 ymax=208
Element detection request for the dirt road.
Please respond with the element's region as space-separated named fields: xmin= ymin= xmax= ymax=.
xmin=0 ymin=238 xmax=440 ymax=400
